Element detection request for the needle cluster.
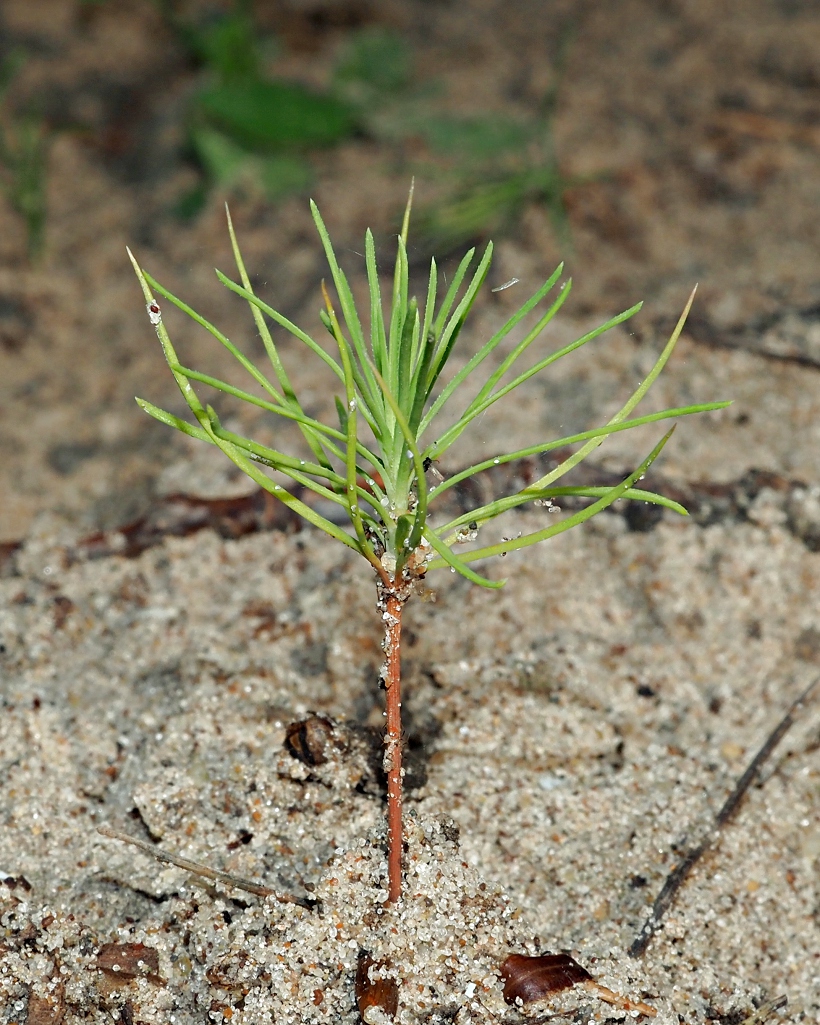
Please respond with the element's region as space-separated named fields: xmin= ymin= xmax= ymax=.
xmin=129 ymin=189 xmax=727 ymax=594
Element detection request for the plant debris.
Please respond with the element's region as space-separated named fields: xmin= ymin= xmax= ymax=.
xmin=95 ymin=942 xmax=162 ymax=985
xmin=630 ymin=675 xmax=820 ymax=957
xmin=25 ymin=989 xmax=66 ymax=1025
xmin=738 ymin=996 xmax=788 ymax=1025
xmin=285 ymin=714 xmax=346 ymax=767
xmin=356 ymin=952 xmax=399 ymax=1022
xmin=500 ymin=952 xmax=591 ymax=1001
xmin=97 ymin=826 xmax=315 ymax=908
xmin=500 ymin=953 xmax=657 ymax=1016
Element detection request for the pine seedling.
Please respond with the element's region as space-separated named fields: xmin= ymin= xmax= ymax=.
xmin=129 ymin=187 xmax=729 ymax=903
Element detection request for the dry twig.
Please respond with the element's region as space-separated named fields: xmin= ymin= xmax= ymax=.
xmin=739 ymin=995 xmax=788 ymax=1025
xmin=97 ymin=825 xmax=315 ymax=908
xmin=630 ymin=676 xmax=819 ymax=957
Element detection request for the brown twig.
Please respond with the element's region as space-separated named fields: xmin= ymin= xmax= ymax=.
xmin=97 ymin=826 xmax=315 ymax=908
xmin=629 ymin=676 xmax=819 ymax=957
xmin=382 ymin=592 xmax=405 ymax=903
xmin=582 ymin=980 xmax=657 ymax=1017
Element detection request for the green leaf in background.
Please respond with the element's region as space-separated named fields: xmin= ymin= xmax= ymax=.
xmin=415 ymin=175 xmax=532 ymax=256
xmin=191 ymin=126 xmax=312 ymax=200
xmin=419 ymin=114 xmax=533 ymax=159
xmin=194 ymin=9 xmax=259 ymax=84
xmin=197 ymin=80 xmax=355 ymax=152
xmin=334 ymin=28 xmax=413 ymax=102
xmin=259 ymin=154 xmax=313 ymax=198
xmin=191 ymin=126 xmax=247 ymax=186
xmin=0 ymin=49 xmax=48 ymax=262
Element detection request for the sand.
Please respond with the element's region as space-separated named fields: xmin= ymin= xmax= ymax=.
xmin=1 ymin=474 xmax=819 ymax=1022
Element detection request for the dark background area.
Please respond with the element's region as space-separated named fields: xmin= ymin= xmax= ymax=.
xmin=1 ymin=0 xmax=819 ymax=543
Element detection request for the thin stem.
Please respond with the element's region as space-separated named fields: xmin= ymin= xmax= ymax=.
xmin=629 ymin=673 xmax=819 ymax=958
xmin=382 ymin=589 xmax=404 ymax=902
xmin=97 ymin=826 xmax=313 ymax=907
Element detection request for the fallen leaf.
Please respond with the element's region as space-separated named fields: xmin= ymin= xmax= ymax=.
xmin=500 ymin=953 xmax=591 ymax=1004
xmin=501 ymin=952 xmax=656 ymax=1017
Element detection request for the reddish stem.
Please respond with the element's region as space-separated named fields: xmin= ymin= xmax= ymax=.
xmin=383 ymin=591 xmax=404 ymax=902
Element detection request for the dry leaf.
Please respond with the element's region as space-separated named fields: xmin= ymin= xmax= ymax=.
xmin=501 ymin=952 xmax=656 ymax=1017
xmin=501 ymin=953 xmax=592 ymax=1004
xmin=95 ymin=942 xmax=162 ymax=985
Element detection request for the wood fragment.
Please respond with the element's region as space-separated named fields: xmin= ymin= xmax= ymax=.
xmin=97 ymin=825 xmax=315 ymax=908
xmin=95 ymin=942 xmax=162 ymax=985
xmin=581 ymin=980 xmax=657 ymax=1017
xmin=630 ymin=676 xmax=819 ymax=957
xmin=26 ymin=988 xmax=65 ymax=1025
xmin=355 ymin=952 xmax=399 ymax=1021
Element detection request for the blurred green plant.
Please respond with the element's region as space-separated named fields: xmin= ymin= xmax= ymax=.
xmin=407 ymin=27 xmax=578 ymax=256
xmin=159 ymin=0 xmax=356 ymax=216
xmin=0 ymin=51 xmax=48 ymax=263
xmin=333 ymin=27 xmax=414 ymax=106
xmin=330 ymin=24 xmax=581 ymax=256
xmin=155 ymin=3 xmax=580 ymax=251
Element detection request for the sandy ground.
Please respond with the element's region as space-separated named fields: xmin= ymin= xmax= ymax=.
xmin=1 ymin=441 xmax=819 ymax=1022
